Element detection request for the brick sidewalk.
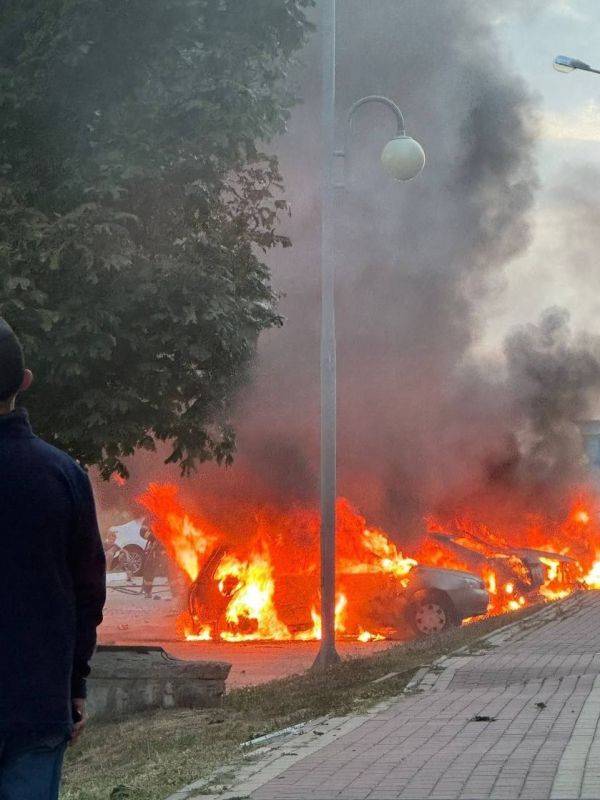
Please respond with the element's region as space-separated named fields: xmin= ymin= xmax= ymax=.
xmin=185 ymin=593 xmax=600 ymax=800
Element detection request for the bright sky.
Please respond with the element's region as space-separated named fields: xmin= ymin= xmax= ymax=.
xmin=476 ymin=0 xmax=600 ymax=353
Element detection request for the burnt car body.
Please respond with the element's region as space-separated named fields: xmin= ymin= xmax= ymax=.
xmin=404 ymin=565 xmax=489 ymax=634
xmin=517 ymin=547 xmax=581 ymax=588
xmin=187 ymin=549 xmax=489 ymax=639
xmin=428 ymin=530 xmax=581 ymax=599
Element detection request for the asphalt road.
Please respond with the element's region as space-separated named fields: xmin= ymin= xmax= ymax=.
xmin=99 ymin=576 xmax=395 ymax=687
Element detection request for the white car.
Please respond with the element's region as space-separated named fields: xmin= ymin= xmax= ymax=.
xmin=109 ymin=518 xmax=147 ymax=576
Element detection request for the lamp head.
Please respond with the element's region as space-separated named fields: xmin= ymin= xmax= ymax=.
xmin=380 ymin=135 xmax=425 ymax=181
xmin=553 ymin=54 xmax=592 ymax=73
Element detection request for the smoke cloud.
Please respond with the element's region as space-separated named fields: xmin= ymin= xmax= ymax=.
xmin=99 ymin=1 xmax=600 ymax=544
xmin=505 ymin=308 xmax=600 ymax=489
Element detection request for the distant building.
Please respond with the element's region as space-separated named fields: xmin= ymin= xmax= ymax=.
xmin=579 ymin=421 xmax=600 ymax=469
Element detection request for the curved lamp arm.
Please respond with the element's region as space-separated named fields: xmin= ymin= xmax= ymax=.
xmin=347 ymin=95 xmax=406 ymax=136
xmin=334 ymin=94 xmax=407 ymax=186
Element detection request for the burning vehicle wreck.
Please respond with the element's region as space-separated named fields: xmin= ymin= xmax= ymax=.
xmin=132 ymin=484 xmax=491 ymax=643
xmin=112 ymin=478 xmax=600 ymax=646
xmin=425 ymin=528 xmax=583 ymax=611
xmin=187 ymin=550 xmax=489 ymax=640
xmin=109 ymin=484 xmax=600 ymax=645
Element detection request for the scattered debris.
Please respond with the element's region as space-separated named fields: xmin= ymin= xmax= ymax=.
xmin=470 ymin=715 xmax=497 ymax=722
xmin=240 ymin=721 xmax=307 ymax=749
xmin=535 ymin=701 xmax=547 ymax=710
xmin=372 ymin=666 xmax=427 ymax=685
xmin=372 ymin=671 xmax=401 ymax=684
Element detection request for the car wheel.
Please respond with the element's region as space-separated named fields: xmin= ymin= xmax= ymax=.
xmin=122 ymin=544 xmax=144 ymax=577
xmin=407 ymin=591 xmax=458 ymax=637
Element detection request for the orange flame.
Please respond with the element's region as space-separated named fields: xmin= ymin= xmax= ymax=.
xmin=216 ymin=552 xmax=291 ymax=642
xmin=138 ymin=484 xmax=216 ymax=582
xmin=357 ymin=629 xmax=385 ymax=642
xmin=349 ymin=529 xmax=417 ymax=578
xmin=296 ymin=593 xmax=348 ymax=641
xmin=584 ymin=559 xmax=600 ymax=589
xmin=138 ymin=483 xmax=599 ymax=644
xmin=184 ymin=626 xmax=212 ymax=641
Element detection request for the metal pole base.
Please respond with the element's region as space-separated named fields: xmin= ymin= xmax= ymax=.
xmin=311 ymin=640 xmax=341 ymax=671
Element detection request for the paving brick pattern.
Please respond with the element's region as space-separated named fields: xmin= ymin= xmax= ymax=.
xmin=245 ymin=593 xmax=600 ymax=800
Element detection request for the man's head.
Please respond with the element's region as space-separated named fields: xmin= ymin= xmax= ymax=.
xmin=0 ymin=318 xmax=32 ymax=412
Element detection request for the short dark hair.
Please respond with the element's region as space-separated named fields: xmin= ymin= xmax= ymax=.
xmin=0 ymin=318 xmax=25 ymax=402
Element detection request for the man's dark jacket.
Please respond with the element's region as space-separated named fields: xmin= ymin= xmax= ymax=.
xmin=0 ymin=408 xmax=106 ymax=729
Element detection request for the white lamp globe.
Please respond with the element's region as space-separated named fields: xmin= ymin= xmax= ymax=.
xmin=381 ymin=135 xmax=425 ymax=181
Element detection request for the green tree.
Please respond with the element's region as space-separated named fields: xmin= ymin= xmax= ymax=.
xmin=0 ymin=0 xmax=313 ymax=477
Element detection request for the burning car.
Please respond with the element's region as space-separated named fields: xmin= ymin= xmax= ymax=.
xmin=133 ymin=486 xmax=496 ymax=641
xmin=401 ymin=566 xmax=489 ymax=635
xmin=426 ymin=529 xmax=582 ymax=610
xmin=186 ymin=546 xmax=489 ymax=640
xmin=110 ymin=484 xmax=599 ymax=645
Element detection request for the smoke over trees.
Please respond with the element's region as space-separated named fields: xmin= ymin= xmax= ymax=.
xmin=160 ymin=0 xmax=599 ymax=540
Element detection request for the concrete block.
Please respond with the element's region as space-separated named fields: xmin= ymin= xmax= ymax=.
xmin=87 ymin=645 xmax=231 ymax=720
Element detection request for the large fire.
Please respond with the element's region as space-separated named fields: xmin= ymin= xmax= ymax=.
xmin=137 ymin=484 xmax=600 ymax=642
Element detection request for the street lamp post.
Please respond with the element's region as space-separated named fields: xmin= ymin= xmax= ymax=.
xmin=312 ymin=0 xmax=425 ymax=671
xmin=553 ymin=54 xmax=600 ymax=75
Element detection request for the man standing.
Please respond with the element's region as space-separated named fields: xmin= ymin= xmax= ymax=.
xmin=0 ymin=318 xmax=106 ymax=799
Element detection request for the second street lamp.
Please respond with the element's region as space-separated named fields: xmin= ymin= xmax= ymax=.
xmin=553 ymin=54 xmax=600 ymax=75
xmin=313 ymin=0 xmax=425 ymax=671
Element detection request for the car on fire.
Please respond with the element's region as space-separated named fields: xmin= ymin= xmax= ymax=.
xmin=427 ymin=529 xmax=581 ymax=602
xmin=187 ymin=546 xmax=490 ymax=639
xmin=380 ymin=564 xmax=489 ymax=636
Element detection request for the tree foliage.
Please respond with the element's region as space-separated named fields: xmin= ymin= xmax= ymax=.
xmin=0 ymin=0 xmax=313 ymax=477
